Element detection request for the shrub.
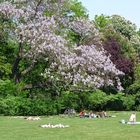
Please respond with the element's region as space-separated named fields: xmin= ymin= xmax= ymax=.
xmin=60 ymin=91 xmax=80 ymax=112
xmin=105 ymin=93 xmax=124 ymax=111
xmin=88 ymin=90 xmax=107 ymax=111
xmin=0 ymin=96 xmax=22 ymax=115
xmin=135 ymin=105 xmax=140 ymax=111
xmin=134 ymin=92 xmax=140 ymax=111
xmin=0 ymin=96 xmax=64 ymax=116
xmin=122 ymin=95 xmax=135 ymax=110
xmin=0 ymin=80 xmax=24 ymax=97
xmin=126 ymin=81 xmax=140 ymax=94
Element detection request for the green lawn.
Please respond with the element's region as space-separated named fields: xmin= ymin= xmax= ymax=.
xmin=0 ymin=112 xmax=140 ymax=140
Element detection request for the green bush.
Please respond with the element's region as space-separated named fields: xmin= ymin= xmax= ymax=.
xmin=0 ymin=96 xmax=22 ymax=115
xmin=17 ymin=98 xmax=64 ymax=116
xmin=60 ymin=91 xmax=80 ymax=111
xmin=60 ymin=91 xmax=97 ymax=112
xmin=135 ymin=105 xmax=140 ymax=111
xmin=134 ymin=92 xmax=140 ymax=111
xmin=83 ymin=91 xmax=132 ymax=111
xmin=0 ymin=88 xmax=139 ymax=116
xmin=122 ymin=95 xmax=135 ymax=110
xmin=0 ymin=96 xmax=64 ymax=116
xmin=126 ymin=81 xmax=140 ymax=94
xmin=105 ymin=93 xmax=124 ymax=111
xmin=88 ymin=90 xmax=107 ymax=111
xmin=0 ymin=80 xmax=24 ymax=97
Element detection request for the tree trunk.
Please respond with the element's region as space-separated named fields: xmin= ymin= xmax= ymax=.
xmin=12 ymin=41 xmax=23 ymax=83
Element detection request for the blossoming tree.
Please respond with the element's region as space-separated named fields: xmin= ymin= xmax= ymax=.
xmin=0 ymin=0 xmax=124 ymax=91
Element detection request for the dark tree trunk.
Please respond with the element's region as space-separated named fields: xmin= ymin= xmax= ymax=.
xmin=12 ymin=41 xmax=23 ymax=83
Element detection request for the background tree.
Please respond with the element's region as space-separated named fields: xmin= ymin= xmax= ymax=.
xmin=1 ymin=0 xmax=140 ymax=115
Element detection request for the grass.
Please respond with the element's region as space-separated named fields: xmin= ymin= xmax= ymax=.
xmin=0 ymin=112 xmax=140 ymax=140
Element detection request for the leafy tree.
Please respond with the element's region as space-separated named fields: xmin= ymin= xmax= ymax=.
xmin=0 ymin=1 xmax=123 ymax=91
xmin=103 ymin=38 xmax=133 ymax=75
xmin=94 ymin=14 xmax=111 ymax=30
xmin=110 ymin=15 xmax=140 ymax=58
xmin=111 ymin=15 xmax=137 ymax=40
xmin=69 ymin=0 xmax=88 ymax=18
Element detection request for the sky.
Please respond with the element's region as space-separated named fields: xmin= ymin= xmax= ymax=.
xmin=79 ymin=0 xmax=140 ymax=28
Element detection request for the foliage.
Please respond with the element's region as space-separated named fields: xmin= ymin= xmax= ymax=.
xmin=99 ymin=18 xmax=137 ymax=89
xmin=60 ymin=91 xmax=80 ymax=110
xmin=134 ymin=64 xmax=140 ymax=81
xmin=0 ymin=1 xmax=140 ymax=114
xmin=0 ymin=96 xmax=20 ymax=115
xmin=134 ymin=92 xmax=140 ymax=107
xmin=126 ymin=81 xmax=140 ymax=94
xmin=110 ymin=15 xmax=140 ymax=58
xmin=87 ymin=91 xmax=135 ymax=111
xmin=94 ymin=14 xmax=111 ymax=30
xmin=0 ymin=80 xmax=25 ymax=97
xmin=103 ymin=38 xmax=133 ymax=75
xmin=0 ymin=56 xmax=11 ymax=78
xmin=111 ymin=15 xmax=137 ymax=39
xmin=0 ymin=1 xmax=124 ymax=91
xmin=0 ymin=88 xmax=138 ymax=116
xmin=0 ymin=95 xmax=63 ymax=116
xmin=68 ymin=0 xmax=88 ymax=18
xmin=105 ymin=93 xmax=124 ymax=111
xmin=122 ymin=95 xmax=135 ymax=110
xmin=44 ymin=0 xmax=88 ymax=18
xmin=88 ymin=90 xmax=107 ymax=111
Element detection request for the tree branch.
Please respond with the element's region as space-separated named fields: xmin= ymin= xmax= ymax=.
xmin=34 ymin=0 xmax=43 ymax=17
xmin=21 ymin=62 xmax=35 ymax=76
